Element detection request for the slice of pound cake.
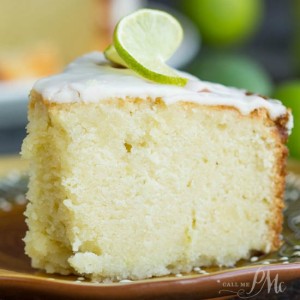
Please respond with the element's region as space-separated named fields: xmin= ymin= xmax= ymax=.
xmin=21 ymin=52 xmax=293 ymax=281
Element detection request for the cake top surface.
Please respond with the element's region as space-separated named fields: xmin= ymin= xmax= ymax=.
xmin=33 ymin=52 xmax=293 ymax=132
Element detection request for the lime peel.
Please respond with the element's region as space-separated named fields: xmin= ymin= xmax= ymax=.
xmin=104 ymin=44 xmax=127 ymax=67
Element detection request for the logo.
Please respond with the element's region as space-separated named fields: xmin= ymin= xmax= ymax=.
xmin=218 ymin=267 xmax=286 ymax=299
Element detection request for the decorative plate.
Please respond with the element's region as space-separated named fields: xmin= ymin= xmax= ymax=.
xmin=0 ymin=157 xmax=300 ymax=300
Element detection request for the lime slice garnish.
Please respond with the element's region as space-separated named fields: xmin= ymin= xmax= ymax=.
xmin=113 ymin=9 xmax=188 ymax=87
xmin=104 ymin=44 xmax=127 ymax=67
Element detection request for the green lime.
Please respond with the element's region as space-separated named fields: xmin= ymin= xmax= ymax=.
xmin=273 ymin=81 xmax=300 ymax=159
xmin=187 ymin=53 xmax=273 ymax=96
xmin=104 ymin=44 xmax=127 ymax=67
xmin=113 ymin=9 xmax=188 ymax=86
xmin=181 ymin=0 xmax=263 ymax=47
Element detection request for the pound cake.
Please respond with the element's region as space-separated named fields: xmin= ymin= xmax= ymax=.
xmin=21 ymin=51 xmax=293 ymax=281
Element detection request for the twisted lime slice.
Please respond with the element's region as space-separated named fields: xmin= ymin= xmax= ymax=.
xmin=113 ymin=9 xmax=188 ymax=86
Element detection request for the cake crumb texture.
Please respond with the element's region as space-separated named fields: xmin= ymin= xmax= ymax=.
xmin=22 ymin=91 xmax=287 ymax=280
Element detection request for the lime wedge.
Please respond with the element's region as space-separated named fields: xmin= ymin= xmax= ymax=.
xmin=104 ymin=44 xmax=127 ymax=67
xmin=113 ymin=9 xmax=188 ymax=86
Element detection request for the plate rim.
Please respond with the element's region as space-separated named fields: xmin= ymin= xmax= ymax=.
xmin=1 ymin=263 xmax=300 ymax=299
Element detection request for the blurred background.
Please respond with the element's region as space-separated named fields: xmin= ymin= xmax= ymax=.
xmin=0 ymin=0 xmax=299 ymax=159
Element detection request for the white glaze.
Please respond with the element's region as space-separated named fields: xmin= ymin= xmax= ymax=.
xmin=33 ymin=52 xmax=293 ymax=133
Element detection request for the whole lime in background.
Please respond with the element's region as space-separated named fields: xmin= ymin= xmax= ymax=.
xmin=187 ymin=53 xmax=273 ymax=96
xmin=181 ymin=0 xmax=263 ymax=47
xmin=273 ymin=81 xmax=300 ymax=159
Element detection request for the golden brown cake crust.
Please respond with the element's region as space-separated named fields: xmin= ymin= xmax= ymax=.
xmin=270 ymin=123 xmax=289 ymax=250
